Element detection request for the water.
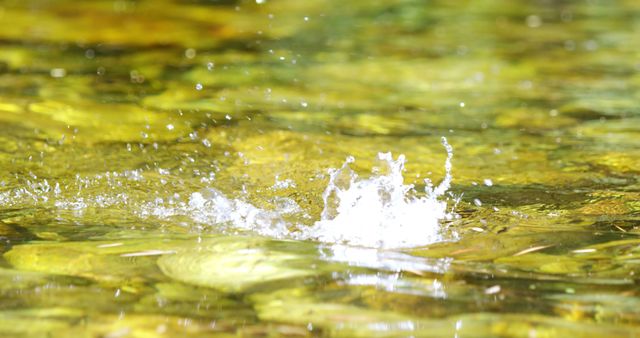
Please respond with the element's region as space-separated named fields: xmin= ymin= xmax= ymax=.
xmin=1 ymin=0 xmax=640 ymax=337
xmin=0 ymin=138 xmax=455 ymax=247
xmin=304 ymin=137 xmax=456 ymax=248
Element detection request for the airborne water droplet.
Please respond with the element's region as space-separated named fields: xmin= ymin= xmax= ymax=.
xmin=302 ymin=137 xmax=456 ymax=248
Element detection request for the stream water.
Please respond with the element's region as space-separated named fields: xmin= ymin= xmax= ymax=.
xmin=1 ymin=0 xmax=640 ymax=337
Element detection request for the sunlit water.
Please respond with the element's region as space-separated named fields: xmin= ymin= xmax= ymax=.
xmin=1 ymin=0 xmax=640 ymax=337
xmin=0 ymin=137 xmax=456 ymax=249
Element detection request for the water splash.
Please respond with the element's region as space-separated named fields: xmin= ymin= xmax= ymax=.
xmin=183 ymin=189 xmax=290 ymax=237
xmin=0 ymin=138 xmax=456 ymax=249
xmin=300 ymin=137 xmax=455 ymax=248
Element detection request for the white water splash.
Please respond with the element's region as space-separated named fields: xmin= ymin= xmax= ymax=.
xmin=185 ymin=189 xmax=290 ymax=237
xmin=300 ymin=137 xmax=455 ymax=248
xmin=0 ymin=138 xmax=456 ymax=249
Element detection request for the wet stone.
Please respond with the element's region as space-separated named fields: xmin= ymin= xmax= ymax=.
xmin=157 ymin=236 xmax=322 ymax=293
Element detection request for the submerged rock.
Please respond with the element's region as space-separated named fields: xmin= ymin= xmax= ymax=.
xmin=0 ymin=308 xmax=235 ymax=338
xmin=255 ymin=297 xmax=419 ymax=337
xmin=4 ymin=238 xmax=184 ymax=288
xmin=250 ymin=287 xmax=640 ymax=337
xmin=157 ymin=236 xmax=320 ymax=293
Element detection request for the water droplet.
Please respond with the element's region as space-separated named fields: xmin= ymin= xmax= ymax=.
xmin=130 ymin=70 xmax=144 ymax=83
xmin=195 ymin=83 xmax=203 ymax=90
xmin=526 ymin=15 xmax=542 ymax=28
xmin=50 ymin=68 xmax=66 ymax=78
xmin=185 ymin=48 xmax=196 ymax=59
xmin=584 ymin=40 xmax=598 ymax=51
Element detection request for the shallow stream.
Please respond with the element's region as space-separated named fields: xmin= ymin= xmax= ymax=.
xmin=1 ymin=0 xmax=640 ymax=337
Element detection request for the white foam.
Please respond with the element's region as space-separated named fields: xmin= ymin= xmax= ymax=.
xmin=300 ymin=137 xmax=455 ymax=249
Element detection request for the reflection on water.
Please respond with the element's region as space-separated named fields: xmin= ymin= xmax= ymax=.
xmin=1 ymin=0 xmax=640 ymax=336
xmin=320 ymin=243 xmax=452 ymax=274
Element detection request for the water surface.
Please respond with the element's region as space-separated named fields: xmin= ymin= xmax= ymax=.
xmin=1 ymin=0 xmax=640 ymax=337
